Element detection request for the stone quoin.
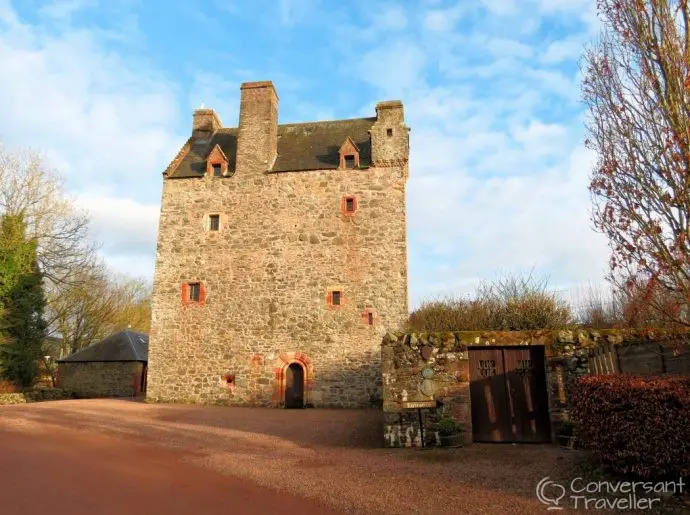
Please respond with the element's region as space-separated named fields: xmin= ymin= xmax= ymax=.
xmin=146 ymin=81 xmax=410 ymax=408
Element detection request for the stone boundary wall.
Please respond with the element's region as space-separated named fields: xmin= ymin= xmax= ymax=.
xmin=381 ymin=328 xmax=688 ymax=448
xmin=58 ymin=362 xmax=145 ymax=398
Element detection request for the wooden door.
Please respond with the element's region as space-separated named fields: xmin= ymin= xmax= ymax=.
xmin=503 ymin=347 xmax=551 ymax=443
xmin=469 ymin=347 xmax=551 ymax=443
xmin=469 ymin=348 xmax=513 ymax=442
xmin=285 ymin=363 xmax=304 ymax=409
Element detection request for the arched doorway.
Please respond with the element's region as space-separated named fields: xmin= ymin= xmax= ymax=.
xmin=285 ymin=363 xmax=305 ymax=408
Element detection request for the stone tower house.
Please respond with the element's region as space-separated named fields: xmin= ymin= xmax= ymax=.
xmin=146 ymin=81 xmax=409 ymax=408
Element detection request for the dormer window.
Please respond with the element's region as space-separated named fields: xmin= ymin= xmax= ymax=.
xmin=206 ymin=144 xmax=229 ymax=177
xmin=338 ymin=137 xmax=361 ymax=169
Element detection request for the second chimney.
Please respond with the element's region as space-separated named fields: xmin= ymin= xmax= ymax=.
xmin=192 ymin=108 xmax=222 ymax=139
xmin=236 ymin=81 xmax=279 ymax=175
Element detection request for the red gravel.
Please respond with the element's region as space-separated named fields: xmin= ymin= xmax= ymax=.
xmin=0 ymin=399 xmax=583 ymax=514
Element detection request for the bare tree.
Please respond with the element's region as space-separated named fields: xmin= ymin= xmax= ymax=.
xmin=584 ymin=0 xmax=690 ymax=326
xmin=0 ymin=141 xmax=96 ymax=286
xmin=47 ymin=263 xmax=151 ymax=356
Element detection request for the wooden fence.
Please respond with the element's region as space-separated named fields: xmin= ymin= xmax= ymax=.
xmin=588 ymin=341 xmax=690 ymax=375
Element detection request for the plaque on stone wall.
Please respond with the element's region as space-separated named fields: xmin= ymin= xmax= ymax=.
xmin=419 ymin=378 xmax=435 ymax=397
xmin=401 ymin=400 xmax=436 ymax=409
xmin=421 ymin=367 xmax=434 ymax=379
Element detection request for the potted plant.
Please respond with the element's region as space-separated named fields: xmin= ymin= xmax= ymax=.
xmin=437 ymin=417 xmax=463 ymax=448
xmin=556 ymin=420 xmax=575 ymax=448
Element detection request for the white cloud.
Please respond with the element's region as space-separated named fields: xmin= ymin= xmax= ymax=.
xmin=423 ymin=4 xmax=466 ymax=32
xmin=378 ymin=4 xmax=408 ymax=31
xmin=358 ymin=40 xmax=427 ymax=95
xmin=0 ymin=2 xmax=181 ymax=279
xmin=37 ymin=0 xmax=93 ymax=22
xmin=481 ymin=0 xmax=518 ymax=16
xmin=407 ymin=144 xmax=609 ymax=306
xmin=77 ymin=194 xmax=160 ymax=278
xmin=541 ymin=36 xmax=586 ymax=64
xmin=486 ymin=38 xmax=533 ymax=59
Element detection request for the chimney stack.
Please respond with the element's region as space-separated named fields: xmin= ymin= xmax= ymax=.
xmin=371 ymin=100 xmax=409 ymax=168
xmin=192 ymin=108 xmax=222 ymax=139
xmin=236 ymin=81 xmax=279 ymax=175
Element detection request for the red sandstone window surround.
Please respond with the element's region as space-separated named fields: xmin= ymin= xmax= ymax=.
xmin=362 ymin=308 xmax=376 ymax=326
xmin=205 ymin=144 xmax=229 ymax=177
xmin=326 ymin=289 xmax=344 ymax=307
xmin=338 ymin=136 xmax=361 ymax=169
xmin=181 ymin=281 xmax=206 ymax=306
xmin=341 ymin=196 xmax=358 ymax=216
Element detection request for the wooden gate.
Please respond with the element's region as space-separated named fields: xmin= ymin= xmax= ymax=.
xmin=469 ymin=347 xmax=551 ymax=443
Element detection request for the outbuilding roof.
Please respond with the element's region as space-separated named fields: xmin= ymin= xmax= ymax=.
xmin=167 ymin=117 xmax=376 ymax=178
xmin=58 ymin=330 xmax=148 ymax=363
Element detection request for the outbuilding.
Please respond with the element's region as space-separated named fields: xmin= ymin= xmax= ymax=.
xmin=57 ymin=330 xmax=148 ymax=398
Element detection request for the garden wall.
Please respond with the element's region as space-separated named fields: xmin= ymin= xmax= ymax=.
xmin=381 ymin=328 xmax=688 ymax=448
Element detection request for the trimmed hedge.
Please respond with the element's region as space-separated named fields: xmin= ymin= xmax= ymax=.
xmin=571 ymin=374 xmax=690 ymax=478
xmin=0 ymin=393 xmax=27 ymax=405
xmin=0 ymin=388 xmax=74 ymax=405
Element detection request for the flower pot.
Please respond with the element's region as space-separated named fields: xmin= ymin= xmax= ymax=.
xmin=439 ymin=433 xmax=463 ymax=448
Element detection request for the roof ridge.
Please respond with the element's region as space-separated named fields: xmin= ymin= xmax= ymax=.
xmin=213 ymin=117 xmax=375 ymax=132
xmin=123 ymin=329 xmax=140 ymax=361
xmin=278 ymin=117 xmax=376 ymax=128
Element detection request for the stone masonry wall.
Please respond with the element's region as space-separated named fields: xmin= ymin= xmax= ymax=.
xmin=381 ymin=328 xmax=679 ymax=447
xmin=58 ymin=362 xmax=144 ymax=398
xmin=147 ymin=165 xmax=408 ymax=408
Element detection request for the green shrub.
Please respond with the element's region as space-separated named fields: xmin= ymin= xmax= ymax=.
xmin=436 ymin=417 xmax=461 ymax=436
xmin=571 ymin=374 xmax=690 ymax=478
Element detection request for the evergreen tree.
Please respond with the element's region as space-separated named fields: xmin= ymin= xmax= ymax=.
xmin=0 ymin=214 xmax=47 ymax=387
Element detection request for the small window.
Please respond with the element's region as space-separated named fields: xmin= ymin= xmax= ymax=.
xmin=367 ymin=312 xmax=374 ymax=325
xmin=387 ymin=128 xmax=393 ymax=137
xmin=212 ymin=163 xmax=222 ymax=177
xmin=209 ymin=214 xmax=220 ymax=231
xmin=346 ymin=198 xmax=355 ymax=212
xmin=332 ymin=291 xmax=342 ymax=306
xmin=344 ymin=155 xmax=355 ymax=169
xmin=189 ymin=282 xmax=201 ymax=302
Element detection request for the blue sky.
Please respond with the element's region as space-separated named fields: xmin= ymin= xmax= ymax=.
xmin=0 ymin=0 xmax=611 ymax=309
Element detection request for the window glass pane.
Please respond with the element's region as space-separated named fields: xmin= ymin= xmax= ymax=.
xmin=189 ymin=283 xmax=200 ymax=302
xmin=332 ymin=291 xmax=341 ymax=305
xmin=344 ymin=156 xmax=355 ymax=168
xmin=212 ymin=164 xmax=222 ymax=177
xmin=209 ymin=215 xmax=220 ymax=231
xmin=346 ymin=198 xmax=354 ymax=211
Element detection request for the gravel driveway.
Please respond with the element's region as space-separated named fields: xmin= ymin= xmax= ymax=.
xmin=0 ymin=399 xmax=583 ymax=514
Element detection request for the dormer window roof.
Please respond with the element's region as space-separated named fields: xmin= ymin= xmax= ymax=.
xmin=206 ymin=144 xmax=229 ymax=177
xmin=338 ymin=136 xmax=360 ymax=170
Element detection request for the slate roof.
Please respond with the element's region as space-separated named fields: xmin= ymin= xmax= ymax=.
xmin=168 ymin=117 xmax=376 ymax=178
xmin=57 ymin=330 xmax=148 ymax=363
